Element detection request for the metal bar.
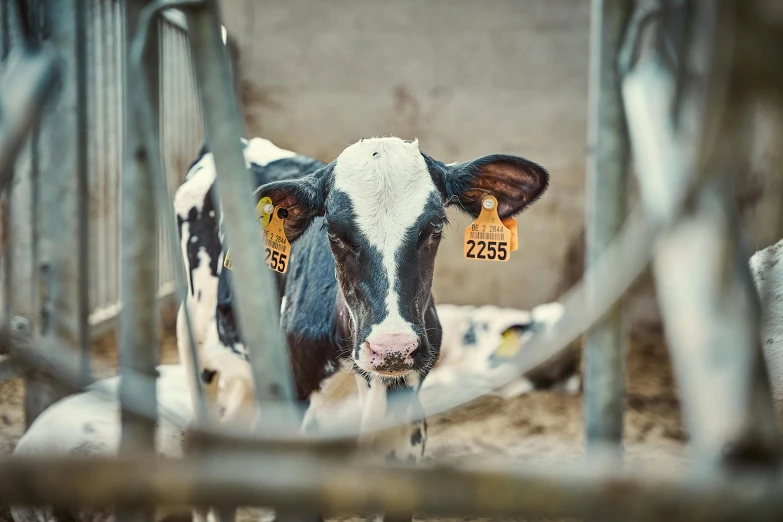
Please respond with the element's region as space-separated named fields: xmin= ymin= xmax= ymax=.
xmin=1 ymin=0 xmax=9 ymax=59
xmin=10 ymin=0 xmax=36 ymax=50
xmin=27 ymin=0 xmax=90 ymax=426
xmin=182 ymin=0 xmax=296 ymax=406
xmin=75 ymin=0 xmax=91 ymax=382
xmin=0 ymin=50 xmax=60 ymax=194
xmin=117 ymin=3 xmax=160 ymax=522
xmin=653 ymin=2 xmax=782 ymax=466
xmin=108 ymin=0 xmax=121 ymax=326
xmin=622 ymin=1 xmax=783 ymax=470
xmin=126 ymin=0 xmax=209 ymax=424
xmin=0 ymin=0 xmax=9 ymax=322
xmin=3 ymin=453 xmax=783 ymax=521
xmin=583 ymin=0 xmax=632 ymax=451
xmin=653 ymin=178 xmax=783 ymax=469
xmin=88 ymin=289 xmax=177 ymax=339
xmin=0 ymin=357 xmax=21 ymax=384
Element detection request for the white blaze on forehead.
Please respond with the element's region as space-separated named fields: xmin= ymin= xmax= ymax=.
xmin=332 ymin=137 xmax=438 ymax=338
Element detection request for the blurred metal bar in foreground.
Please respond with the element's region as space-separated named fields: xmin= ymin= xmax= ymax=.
xmin=1 ymin=453 xmax=783 ymax=522
xmin=183 ymin=0 xmax=296 ymax=407
xmin=118 ymin=1 xmax=160 ymax=522
xmin=27 ymin=0 xmax=90 ymax=425
xmin=583 ymin=0 xmax=633 ymax=451
xmin=622 ymin=0 xmax=783 ymax=470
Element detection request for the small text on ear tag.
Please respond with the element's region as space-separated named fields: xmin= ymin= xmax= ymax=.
xmin=222 ymin=197 xmax=277 ymax=272
xmin=263 ymin=206 xmax=290 ymax=274
xmin=463 ymin=196 xmax=511 ymax=262
xmin=501 ymin=217 xmax=518 ymax=252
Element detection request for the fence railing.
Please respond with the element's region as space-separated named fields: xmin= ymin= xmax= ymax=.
xmin=1 ymin=2 xmax=204 ymax=338
xmin=85 ymin=3 xmax=204 ymax=335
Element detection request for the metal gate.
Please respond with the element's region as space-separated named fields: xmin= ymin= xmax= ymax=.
xmin=85 ymin=4 xmax=203 ymax=334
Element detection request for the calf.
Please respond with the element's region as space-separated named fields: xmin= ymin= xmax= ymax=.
xmin=174 ymin=136 xmax=549 ymax=482
xmin=10 ymin=365 xmax=191 ymax=522
xmin=428 ymin=302 xmax=580 ymax=399
xmin=750 ymin=238 xmax=783 ymax=411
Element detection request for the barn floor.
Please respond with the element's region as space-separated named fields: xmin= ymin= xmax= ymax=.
xmin=0 ymin=321 xmax=688 ymax=522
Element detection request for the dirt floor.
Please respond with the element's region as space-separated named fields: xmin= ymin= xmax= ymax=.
xmin=0 ymin=320 xmax=688 ymax=522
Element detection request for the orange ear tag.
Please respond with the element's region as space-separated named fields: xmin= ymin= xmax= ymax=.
xmin=223 ymin=197 xmax=277 ymax=272
xmin=463 ymin=196 xmax=511 ymax=262
xmin=501 ymin=217 xmax=519 ymax=252
xmin=262 ymin=206 xmax=290 ymax=274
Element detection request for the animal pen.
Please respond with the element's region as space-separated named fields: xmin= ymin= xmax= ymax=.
xmin=0 ymin=0 xmax=782 ymax=520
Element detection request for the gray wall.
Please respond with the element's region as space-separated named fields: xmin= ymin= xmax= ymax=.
xmin=221 ymin=0 xmax=590 ymax=311
xmin=220 ymin=0 xmax=783 ymax=316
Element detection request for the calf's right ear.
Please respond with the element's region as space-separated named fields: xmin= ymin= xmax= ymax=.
xmin=254 ymin=163 xmax=333 ymax=242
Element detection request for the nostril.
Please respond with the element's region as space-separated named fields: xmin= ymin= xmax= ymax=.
xmin=366 ymin=333 xmax=419 ymax=357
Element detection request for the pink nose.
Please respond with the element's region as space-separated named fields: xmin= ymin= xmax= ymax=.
xmin=366 ymin=333 xmax=418 ymax=357
xmin=364 ymin=333 xmax=418 ymax=373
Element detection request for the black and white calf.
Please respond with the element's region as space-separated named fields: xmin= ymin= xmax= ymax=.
xmin=174 ymin=136 xmax=549 ymax=458
xmin=428 ymin=302 xmax=581 ymax=398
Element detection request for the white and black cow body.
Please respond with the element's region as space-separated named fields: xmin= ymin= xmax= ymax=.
xmin=175 ymin=137 xmax=549 ymax=473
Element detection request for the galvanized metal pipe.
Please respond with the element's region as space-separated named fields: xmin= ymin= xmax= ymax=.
xmin=28 ymin=0 xmax=91 ymax=425
xmin=653 ymin=180 xmax=783 ymax=469
xmin=183 ymin=0 xmax=296 ymax=406
xmin=583 ymin=0 xmax=633 ymax=450
xmin=0 ymin=50 xmax=60 ymax=194
xmin=2 ymin=453 xmax=783 ymax=522
xmin=117 ymin=2 xmax=160 ymax=522
xmin=126 ymin=0 xmax=209 ymax=424
xmin=622 ymin=1 xmax=782 ymax=470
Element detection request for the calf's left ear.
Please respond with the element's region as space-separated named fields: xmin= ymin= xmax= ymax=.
xmin=424 ymin=153 xmax=549 ymax=219
xmin=254 ymin=163 xmax=333 ymax=242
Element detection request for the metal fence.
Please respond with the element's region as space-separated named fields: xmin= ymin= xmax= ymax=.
xmin=1 ymin=2 xmax=203 ymax=336
xmin=85 ymin=4 xmax=203 ymax=334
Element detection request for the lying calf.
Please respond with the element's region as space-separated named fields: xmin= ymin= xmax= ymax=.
xmin=428 ymin=302 xmax=580 ymax=399
xmin=750 ymin=237 xmax=783 ymax=410
xmin=10 ymin=365 xmax=191 ymax=522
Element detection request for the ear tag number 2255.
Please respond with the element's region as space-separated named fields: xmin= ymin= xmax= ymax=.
xmin=463 ymin=196 xmax=512 ymax=262
xmin=222 ymin=197 xmax=290 ymax=274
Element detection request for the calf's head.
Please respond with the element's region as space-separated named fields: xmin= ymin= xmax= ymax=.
xmin=257 ymin=138 xmax=548 ymax=382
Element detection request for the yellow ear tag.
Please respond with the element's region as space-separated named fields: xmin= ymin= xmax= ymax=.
xmin=501 ymin=217 xmax=519 ymax=252
xmin=493 ymin=328 xmax=525 ymax=359
xmin=222 ymin=197 xmax=275 ymax=272
xmin=262 ymin=206 xmax=290 ymax=274
xmin=256 ymin=196 xmax=273 ymax=228
xmin=463 ymin=196 xmax=511 ymax=262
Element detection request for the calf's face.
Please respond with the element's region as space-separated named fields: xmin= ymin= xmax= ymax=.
xmin=258 ymin=138 xmax=548 ymax=383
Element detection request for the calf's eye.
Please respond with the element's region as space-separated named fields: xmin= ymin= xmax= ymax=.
xmin=431 ymin=221 xmax=444 ymax=238
xmin=328 ymin=232 xmax=343 ymax=246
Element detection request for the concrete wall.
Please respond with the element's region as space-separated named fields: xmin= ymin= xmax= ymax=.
xmin=221 ymin=0 xmax=590 ymax=311
xmin=219 ymin=0 xmax=783 ymax=317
